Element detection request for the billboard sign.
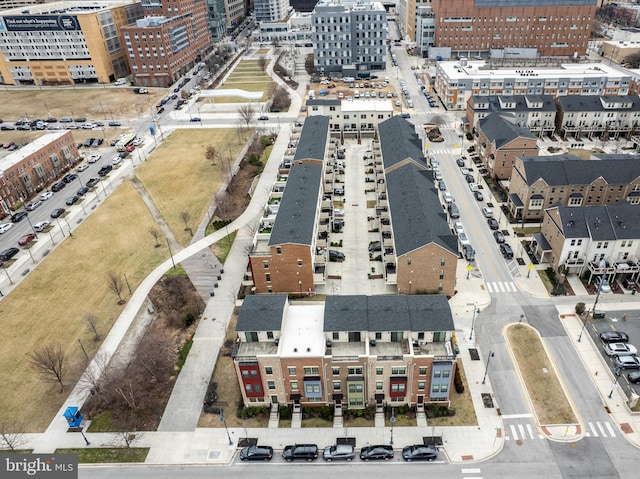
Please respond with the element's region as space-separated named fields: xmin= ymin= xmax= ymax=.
xmin=0 ymin=15 xmax=80 ymax=32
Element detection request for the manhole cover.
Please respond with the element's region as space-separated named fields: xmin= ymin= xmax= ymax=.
xmin=469 ymin=348 xmax=480 ymax=360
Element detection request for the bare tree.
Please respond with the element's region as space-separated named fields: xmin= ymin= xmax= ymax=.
xmin=28 ymin=343 xmax=67 ymax=392
xmin=110 ymin=410 xmax=144 ymax=448
xmin=258 ymin=56 xmax=268 ymax=73
xmin=214 ymin=191 xmax=231 ymax=220
xmin=78 ymin=351 xmax=112 ymax=395
xmin=137 ymin=329 xmax=172 ymax=383
xmin=205 ymin=144 xmax=219 ymax=166
xmin=83 ymin=312 xmax=101 ymax=341
xmin=237 ymin=103 xmax=256 ymax=129
xmin=107 ymin=271 xmax=125 ymax=304
xmin=148 ymin=227 xmax=161 ymax=248
xmin=179 ymin=211 xmax=192 ymax=235
xmin=271 ymin=85 xmax=290 ymax=111
xmin=0 ymin=420 xmax=27 ymax=451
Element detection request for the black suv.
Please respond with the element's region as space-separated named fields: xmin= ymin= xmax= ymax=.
xmin=0 ymin=247 xmax=19 ymax=261
xmin=98 ymin=165 xmax=112 ymax=177
xmin=360 ymin=445 xmax=394 ymax=461
xmin=11 ymin=211 xmax=28 ymax=223
xmin=51 ymin=182 xmax=66 ymax=192
xmin=282 ymin=444 xmax=318 ymax=462
xmin=500 ymin=243 xmax=514 ymax=259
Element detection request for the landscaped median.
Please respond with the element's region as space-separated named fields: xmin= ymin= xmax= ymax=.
xmin=505 ymin=323 xmax=579 ymax=435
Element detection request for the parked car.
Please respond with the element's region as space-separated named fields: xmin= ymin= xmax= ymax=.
xmin=614 ymin=355 xmax=640 ymax=369
xmin=329 ymin=250 xmax=345 ymax=262
xmin=434 ymin=170 xmax=442 ymax=181
xmin=65 ymin=195 xmax=79 ymax=205
xmin=599 ymin=331 xmax=629 ymax=343
xmin=74 ymin=117 xmax=86 ymax=123
xmin=474 ymin=190 xmax=484 ymax=201
xmin=604 ymin=342 xmax=637 ymax=357
xmin=464 ymin=244 xmax=476 ymax=261
xmin=622 ymin=276 xmax=636 ymax=290
xmin=112 ymin=157 xmax=122 ymax=166
xmin=26 ymin=200 xmax=42 ymax=211
xmin=88 ymin=154 xmax=101 ymax=163
xmin=0 ymin=247 xmax=19 ymax=261
xmin=402 ymin=444 xmax=438 ymax=462
xmin=76 ymin=163 xmax=89 ymax=172
xmin=108 ymin=120 xmax=122 ymax=127
xmin=77 ymin=187 xmax=89 ymax=196
xmin=458 ymin=231 xmax=470 ymax=246
xmin=50 ymin=208 xmax=66 ymax=218
xmin=456 ymin=158 xmax=465 ymax=167
xmin=51 ymin=182 xmax=66 ymax=192
xmin=454 ymin=221 xmax=464 ymax=235
xmin=190 ymin=117 xmax=201 ymax=122
xmin=460 ymin=167 xmax=470 ymax=175
xmin=333 ymin=187 xmax=345 ymax=196
xmin=500 ymin=243 xmax=514 ymax=259
xmin=595 ymin=276 xmax=612 ymax=294
xmin=86 ymin=177 xmax=100 ymax=188
xmin=323 ymin=444 xmax=355 ymax=461
xmin=482 ymin=207 xmax=493 ymax=218
xmin=18 ymin=233 xmax=36 ymax=246
xmin=98 ymin=165 xmax=113 ymax=177
xmin=239 ymin=445 xmax=273 ymax=461
xmin=258 ymin=115 xmax=269 ymax=121
xmin=487 ymin=218 xmax=499 ymax=230
xmin=628 ymin=371 xmax=640 ymax=383
xmin=368 ymin=241 xmax=382 ymax=252
xmin=11 ymin=211 xmax=28 ymax=222
xmin=40 ymin=191 xmax=53 ymax=201
xmin=34 ymin=220 xmax=50 ymax=232
xmin=0 ymin=223 xmax=14 ymax=234
xmin=360 ymin=445 xmax=394 ymax=461
xmin=438 ymin=180 xmax=446 ymax=191
xmin=59 ymin=117 xmax=73 ymax=123
xmin=62 ymin=173 xmax=78 ymax=183
xmin=283 ymin=444 xmax=318 ymax=462
xmin=493 ymin=231 xmax=505 ymax=243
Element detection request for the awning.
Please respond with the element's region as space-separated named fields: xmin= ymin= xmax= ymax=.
xmin=290 ymin=394 xmax=301 ymax=401
xmin=375 ymin=394 xmax=385 ymax=401
xmin=509 ymin=193 xmax=523 ymax=207
xmin=533 ymin=232 xmax=552 ymax=252
xmin=332 ymin=393 xmax=343 ymax=401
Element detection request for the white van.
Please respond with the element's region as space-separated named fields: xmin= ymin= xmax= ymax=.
xmin=354 ymin=89 xmax=360 ymax=99
xmin=309 ymin=91 xmax=315 ymax=99
xmin=114 ymin=78 xmax=127 ymax=86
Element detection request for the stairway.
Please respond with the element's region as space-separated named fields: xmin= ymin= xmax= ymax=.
xmin=375 ymin=404 xmax=385 ymax=427
xmin=333 ymin=403 xmax=343 ymax=428
xmin=291 ymin=403 xmax=302 ymax=428
xmin=268 ymin=403 xmax=279 ymax=429
xmin=416 ymin=402 xmax=427 ymax=427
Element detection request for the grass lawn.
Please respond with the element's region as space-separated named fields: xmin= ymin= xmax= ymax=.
xmin=507 ymin=324 xmax=577 ymax=425
xmin=0 ymin=182 xmax=168 ymax=431
xmin=56 ymin=448 xmax=149 ymax=463
xmin=342 ymin=416 xmax=374 ymax=427
xmin=385 ymin=414 xmax=416 ymax=427
xmin=135 ymin=129 xmax=248 ymax=247
xmin=210 ymin=230 xmax=238 ymax=264
xmin=428 ymin=359 xmax=478 ymax=426
xmin=301 ymin=417 xmax=333 ymax=428
xmin=538 ymin=269 xmax=555 ymax=295
xmin=256 ymin=48 xmax=270 ymax=54
xmin=0 ymin=89 xmax=164 ymax=121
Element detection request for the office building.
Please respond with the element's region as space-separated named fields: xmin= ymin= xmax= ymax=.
xmin=0 ymin=1 xmax=143 ymax=85
xmin=122 ymin=0 xmax=213 ymax=87
xmin=254 ymin=0 xmax=289 ymax=22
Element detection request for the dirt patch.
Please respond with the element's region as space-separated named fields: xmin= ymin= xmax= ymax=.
xmin=82 ymin=275 xmax=203 ymax=431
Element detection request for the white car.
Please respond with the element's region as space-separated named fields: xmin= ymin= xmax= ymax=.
xmin=458 ymin=232 xmax=470 ymax=246
xmin=0 ymin=223 xmax=14 ymax=234
xmin=454 ymin=221 xmax=464 ymax=235
xmin=482 ymin=207 xmax=493 ymax=218
xmin=444 ymin=193 xmax=453 ymax=204
xmin=460 ymin=167 xmax=470 ymax=175
xmin=77 ymin=163 xmax=89 ymax=172
xmin=88 ymin=154 xmax=101 ymax=163
xmin=112 ymin=157 xmax=122 ymax=166
xmin=604 ymin=342 xmax=638 ymax=357
xmin=34 ymin=220 xmax=50 ymax=232
xmin=469 ymin=183 xmax=479 ymax=192
xmin=40 ymin=191 xmax=53 ymax=201
xmin=132 ymin=138 xmax=144 ymax=146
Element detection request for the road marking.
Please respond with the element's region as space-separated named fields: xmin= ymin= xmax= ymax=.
xmin=588 ymin=422 xmax=599 ymax=437
xmin=501 ymin=413 xmax=533 ymax=419
xmin=605 ymin=422 xmax=616 ymax=437
xmin=461 ymin=469 xmax=482 ymax=474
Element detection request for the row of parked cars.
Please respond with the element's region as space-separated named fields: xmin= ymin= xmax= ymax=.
xmin=599 ymin=330 xmax=640 ymax=380
xmin=239 ymin=443 xmax=438 ymax=462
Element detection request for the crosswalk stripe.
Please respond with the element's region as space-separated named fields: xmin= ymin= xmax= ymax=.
xmin=485 ymin=281 xmax=518 ymax=294
xmin=510 ymin=424 xmax=518 ymax=440
xmin=518 ymin=424 xmax=525 ymax=439
xmin=526 ymin=424 xmax=535 ymax=439
xmin=597 ymin=422 xmax=607 ymax=437
xmin=605 ymin=422 xmax=616 ymax=437
xmin=588 ymin=422 xmax=598 ymax=437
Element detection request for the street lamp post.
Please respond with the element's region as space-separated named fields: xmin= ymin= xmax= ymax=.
xmin=219 ymin=409 xmax=233 ymax=445
xmin=469 ymin=304 xmax=480 ymax=340
xmin=390 ymin=407 xmax=395 ymax=445
xmin=579 ymin=277 xmax=604 ymax=342
xmin=608 ymin=368 xmax=621 ymax=398
xmin=166 ymin=238 xmax=176 ymax=270
xmin=123 ymin=273 xmax=132 ymax=294
xmin=482 ymin=350 xmax=494 ymax=385
xmin=298 ymin=280 xmax=302 ymax=297
xmin=79 ymin=429 xmax=90 ymax=446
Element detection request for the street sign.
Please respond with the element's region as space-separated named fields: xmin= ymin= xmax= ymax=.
xmin=528 ymin=264 xmax=533 ymax=270
xmin=390 ymin=416 xmax=396 ymax=423
xmin=466 ymin=265 xmax=472 ymax=271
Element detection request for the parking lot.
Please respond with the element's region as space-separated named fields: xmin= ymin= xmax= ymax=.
xmin=587 ymin=309 xmax=640 ymax=396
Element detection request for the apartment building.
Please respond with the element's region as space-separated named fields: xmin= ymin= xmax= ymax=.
xmin=377 ymin=116 xmax=458 ymax=297
xmin=507 ymin=154 xmax=640 ymax=222
xmin=555 ymin=95 xmax=640 ymax=141
xmin=407 ymin=0 xmax=596 ymax=59
xmin=466 ymin=95 xmax=556 ymax=139
xmin=233 ymin=294 xmax=457 ymax=410
xmin=0 ymin=1 xmax=143 ymax=85
xmin=254 ymin=0 xmax=289 ymax=22
xmin=205 ymin=0 xmax=227 ymax=42
xmin=475 ymin=113 xmax=539 ymax=181
xmin=0 ymin=131 xmax=79 ymax=215
xmin=306 ymin=98 xmax=394 ymax=138
xmin=536 ymin=203 xmax=640 ymax=284
xmin=248 ymin=115 xmax=331 ymax=295
xmin=224 ymin=0 xmax=245 ymax=31
xmin=435 ymin=60 xmax=631 ymax=111
xmin=311 ymin=0 xmax=387 ymax=74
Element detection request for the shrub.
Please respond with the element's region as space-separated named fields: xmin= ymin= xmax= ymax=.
xmin=279 ymin=405 xmax=292 ymax=419
xmin=184 ymin=312 xmax=196 ymax=327
xmin=575 ymin=302 xmax=586 ymax=316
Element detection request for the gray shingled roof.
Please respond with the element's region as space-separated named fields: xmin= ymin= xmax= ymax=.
xmin=293 ymin=115 xmax=330 ymax=161
xmin=236 ymin=294 xmax=287 ymax=331
xmin=323 ymin=295 xmax=454 ymax=332
xmin=378 ymin=116 xmax=427 ymax=169
xmin=519 ymin=154 xmax=640 ymax=186
xmin=479 ymin=113 xmax=538 ymax=148
xmin=556 ymin=95 xmax=640 ymax=113
xmin=471 ymin=95 xmax=556 ymax=112
xmin=307 ymin=99 xmax=341 ymax=106
xmin=268 ymin=162 xmax=323 ymax=246
xmin=385 ymin=165 xmax=458 ymax=256
xmin=557 ymin=203 xmax=640 ymax=241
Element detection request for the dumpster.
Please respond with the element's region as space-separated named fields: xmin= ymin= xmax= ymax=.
xmin=593 ymin=310 xmax=605 ymax=320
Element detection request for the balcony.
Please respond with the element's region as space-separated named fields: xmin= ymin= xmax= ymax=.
xmin=614 ymin=260 xmax=640 ymax=273
xmin=370 ymin=339 xmax=408 ymax=360
xmin=326 ymin=341 xmax=366 ymax=358
xmin=236 ymin=341 xmax=279 ymax=358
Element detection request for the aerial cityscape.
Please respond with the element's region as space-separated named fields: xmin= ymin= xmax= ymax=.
xmin=0 ymin=0 xmax=639 ymax=477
